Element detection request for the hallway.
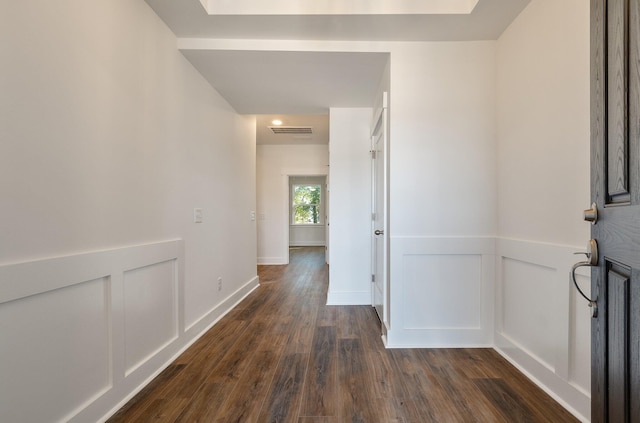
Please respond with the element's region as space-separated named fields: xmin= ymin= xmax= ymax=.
xmin=108 ymin=247 xmax=577 ymax=422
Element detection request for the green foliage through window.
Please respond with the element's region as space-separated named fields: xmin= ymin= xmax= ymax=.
xmin=292 ymin=184 xmax=321 ymax=224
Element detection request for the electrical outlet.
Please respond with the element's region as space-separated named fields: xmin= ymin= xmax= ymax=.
xmin=217 ymin=277 xmax=222 ymax=291
xmin=250 ymin=211 xmax=256 ymax=221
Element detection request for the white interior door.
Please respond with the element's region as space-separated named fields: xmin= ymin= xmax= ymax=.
xmin=325 ymin=175 xmax=330 ymax=265
xmin=371 ymin=92 xmax=388 ymax=326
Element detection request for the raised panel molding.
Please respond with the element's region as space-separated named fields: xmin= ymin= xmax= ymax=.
xmin=387 ymin=236 xmax=590 ymax=422
xmin=0 ymin=240 xmax=260 ymax=423
xmin=500 ymin=257 xmax=557 ymax=371
xmin=402 ymin=254 xmax=483 ymax=330
xmin=495 ymin=238 xmax=591 ymax=422
xmin=387 ymin=237 xmax=495 ymax=348
xmin=0 ymin=241 xmax=185 ymax=423
xmin=0 ymin=277 xmax=111 ymax=423
xmin=124 ymin=260 xmax=179 ymax=375
xmin=0 ymin=237 xmax=591 ymax=422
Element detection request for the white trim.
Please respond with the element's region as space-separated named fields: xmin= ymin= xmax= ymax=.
xmin=382 ymin=235 xmax=590 ymax=422
xmin=326 ymin=290 xmax=371 ymax=305
xmin=98 ymin=275 xmax=259 ymax=423
xmin=387 ymin=236 xmax=495 ymax=348
xmin=289 ymin=241 xmax=326 ymax=247
xmin=0 ymin=241 xmax=261 ymax=423
xmin=184 ymin=276 xmax=260 ymax=333
xmin=494 ymin=346 xmax=590 ymax=423
xmin=258 ymin=257 xmax=288 ymax=265
xmin=495 ymin=237 xmax=591 ymax=422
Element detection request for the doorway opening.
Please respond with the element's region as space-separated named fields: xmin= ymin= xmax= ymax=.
xmin=289 ymin=175 xmax=328 ymax=263
xmin=254 ymin=114 xmax=329 ymax=266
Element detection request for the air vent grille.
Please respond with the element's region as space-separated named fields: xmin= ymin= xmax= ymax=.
xmin=269 ymin=126 xmax=313 ymax=135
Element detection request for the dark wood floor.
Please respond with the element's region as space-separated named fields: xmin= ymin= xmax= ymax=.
xmin=108 ymin=246 xmax=578 ymax=422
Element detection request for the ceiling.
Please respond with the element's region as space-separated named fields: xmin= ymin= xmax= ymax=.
xmin=144 ymin=0 xmax=530 ymax=144
xmin=197 ymin=0 xmax=482 ymax=16
xmin=256 ymin=115 xmax=329 ymax=145
xmin=145 ymin=0 xmax=531 ymax=42
xmin=181 ymin=50 xmax=389 ymax=115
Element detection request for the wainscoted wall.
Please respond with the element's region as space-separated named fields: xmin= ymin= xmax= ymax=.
xmin=494 ymin=0 xmax=590 ymax=420
xmin=0 ymin=240 xmax=259 ymax=423
xmin=386 ymin=236 xmax=590 ymax=421
xmin=289 ymin=225 xmax=326 ymax=247
xmin=495 ymin=238 xmax=590 ymax=421
xmin=387 ymin=237 xmax=495 ymax=347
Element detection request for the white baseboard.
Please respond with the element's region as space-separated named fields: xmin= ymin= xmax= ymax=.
xmin=258 ymin=257 xmax=287 ymax=265
xmin=326 ymin=290 xmax=371 ymax=305
xmin=185 ymin=275 xmax=260 ymax=333
xmin=385 ymin=330 xmax=493 ymax=349
xmin=494 ymin=345 xmax=590 ymax=423
xmin=289 ymin=242 xmax=326 ymax=247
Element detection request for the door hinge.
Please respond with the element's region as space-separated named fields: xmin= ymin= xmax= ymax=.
xmin=370 ymin=150 xmax=377 ymax=159
xmin=371 ymin=274 xmax=375 ymax=282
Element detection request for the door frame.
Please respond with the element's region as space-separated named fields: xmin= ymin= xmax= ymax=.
xmin=280 ymin=168 xmax=329 ymax=265
xmin=371 ymin=91 xmax=390 ymax=331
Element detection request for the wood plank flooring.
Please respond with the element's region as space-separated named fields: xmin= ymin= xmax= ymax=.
xmin=108 ymin=247 xmax=578 ymax=422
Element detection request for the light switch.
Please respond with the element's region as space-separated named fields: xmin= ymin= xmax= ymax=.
xmin=194 ymin=208 xmax=203 ymax=223
xmin=250 ymin=211 xmax=256 ymax=221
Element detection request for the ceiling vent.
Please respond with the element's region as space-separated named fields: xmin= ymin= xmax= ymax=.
xmin=269 ymin=126 xmax=313 ymax=135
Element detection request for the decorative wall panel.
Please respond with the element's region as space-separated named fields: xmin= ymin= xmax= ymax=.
xmin=124 ymin=260 xmax=178 ymax=375
xmin=403 ymin=254 xmax=482 ymax=329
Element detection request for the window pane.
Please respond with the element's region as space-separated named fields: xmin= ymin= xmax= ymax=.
xmin=292 ymin=184 xmax=322 ymax=225
xmin=293 ymin=185 xmax=321 ymax=206
xmin=294 ymin=205 xmax=320 ymax=224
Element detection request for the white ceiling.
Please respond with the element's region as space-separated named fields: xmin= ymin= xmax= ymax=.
xmin=199 ymin=0 xmax=481 ymax=16
xmin=146 ymin=0 xmax=530 ymax=41
xmin=144 ymin=0 xmax=530 ymax=144
xmin=181 ymin=50 xmax=390 ymax=115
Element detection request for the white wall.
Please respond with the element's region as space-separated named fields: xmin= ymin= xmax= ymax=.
xmin=0 ymin=1 xmax=257 ymax=422
xmin=390 ymin=42 xmax=498 ymax=237
xmin=387 ymin=41 xmax=498 ymax=348
xmin=256 ymin=144 xmax=329 ymax=264
xmin=328 ymin=108 xmax=373 ymax=305
xmin=496 ymin=0 xmax=591 ymax=420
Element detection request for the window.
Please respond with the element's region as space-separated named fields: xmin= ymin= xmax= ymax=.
xmin=292 ymin=184 xmax=322 ymax=225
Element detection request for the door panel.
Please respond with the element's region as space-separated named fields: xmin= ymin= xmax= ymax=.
xmin=606 ymin=265 xmax=630 ymax=423
xmin=591 ymin=0 xmax=640 ymax=421
xmin=607 ymin=0 xmax=629 ymax=202
xmin=371 ymin=92 xmax=388 ymax=326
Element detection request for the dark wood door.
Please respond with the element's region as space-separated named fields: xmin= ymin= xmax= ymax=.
xmin=591 ymin=0 xmax=640 ymax=421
